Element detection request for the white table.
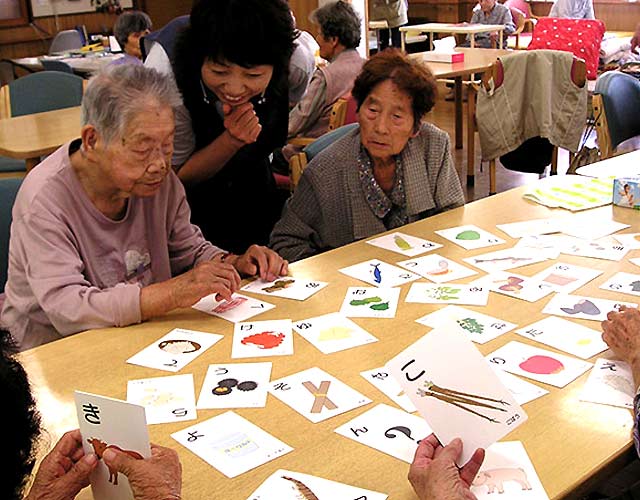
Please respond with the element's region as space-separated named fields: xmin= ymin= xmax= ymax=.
xmin=576 ymin=150 xmax=640 ymax=178
xmin=400 ymin=22 xmax=506 ymax=51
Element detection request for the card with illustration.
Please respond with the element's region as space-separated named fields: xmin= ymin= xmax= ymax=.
xmin=232 ymin=320 xmax=293 ymax=359
xmin=241 ymin=277 xmax=328 ymax=301
xmin=397 ymin=254 xmax=477 ymax=283
xmin=193 ymin=293 xmax=275 ymax=323
xmin=515 ymin=316 xmax=608 ymax=360
xmin=470 ymin=441 xmax=549 ymax=499
xmin=560 ymin=217 xmax=630 ymax=241
xmin=560 ymin=238 xmax=629 ymax=261
xmin=340 ymin=287 xmax=400 ymax=319
xmin=334 ymin=403 xmax=432 ymax=463
xmin=613 ymin=232 xmax=640 ymax=250
xmin=366 ymin=231 xmax=443 ymax=257
xmin=268 ymin=366 xmax=371 ymax=423
xmin=474 ymin=272 xmax=554 ymax=303
xmin=293 ymin=313 xmax=378 ymax=354
xmin=197 ymin=362 xmax=272 ymax=409
xmin=496 ymin=218 xmax=565 ymax=238
xmin=406 ymin=282 xmax=489 ymax=306
xmin=463 ymin=248 xmax=548 ymax=273
xmin=579 ymin=358 xmax=635 ymax=409
xmin=416 ymin=305 xmax=516 ymax=344
xmin=493 ymin=369 xmax=549 ymax=406
xmin=600 ymin=272 xmax=640 ymax=298
xmin=486 ymin=341 xmax=592 ymax=388
xmin=513 ymin=234 xmax=578 ymax=260
xmin=360 ymin=367 xmax=417 ymax=412
xmin=435 ymin=224 xmax=506 ymax=250
xmin=386 ymin=329 xmax=527 ymax=465
xmin=127 ymin=374 xmax=197 ymax=424
xmin=339 ymin=259 xmax=420 ymax=288
xmin=530 ymin=262 xmax=603 ymax=294
xmin=171 ymin=411 xmax=292 ymax=478
xmin=248 ymin=469 xmax=388 ymax=500
xmin=542 ymin=294 xmax=637 ymax=322
xmin=126 ymin=328 xmax=223 ymax=373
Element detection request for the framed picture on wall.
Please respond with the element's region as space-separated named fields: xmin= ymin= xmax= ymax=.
xmin=0 ymin=0 xmax=29 ymax=27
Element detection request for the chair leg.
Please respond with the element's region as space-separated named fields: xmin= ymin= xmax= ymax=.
xmin=550 ymin=147 xmax=558 ymax=175
xmin=466 ymin=83 xmax=477 ymax=187
xmin=489 ymin=159 xmax=496 ymax=195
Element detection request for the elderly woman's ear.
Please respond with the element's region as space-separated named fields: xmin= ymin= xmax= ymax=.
xmin=80 ymin=125 xmax=99 ymax=154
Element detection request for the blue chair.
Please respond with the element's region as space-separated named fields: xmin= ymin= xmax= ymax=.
xmin=0 ymin=177 xmax=22 ymax=294
xmin=41 ymin=59 xmax=74 ymax=74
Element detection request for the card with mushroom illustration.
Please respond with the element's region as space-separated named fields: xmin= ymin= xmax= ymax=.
xmin=197 ymin=362 xmax=272 ymax=409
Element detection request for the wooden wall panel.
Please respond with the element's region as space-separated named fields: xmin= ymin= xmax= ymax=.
xmin=531 ymin=1 xmax=639 ymax=32
xmin=138 ymin=0 xmax=192 ymax=31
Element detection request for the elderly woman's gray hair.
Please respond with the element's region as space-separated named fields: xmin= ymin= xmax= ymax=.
xmin=113 ymin=10 xmax=152 ymax=49
xmin=82 ymin=65 xmax=181 ymax=144
xmin=311 ymin=0 xmax=361 ymax=49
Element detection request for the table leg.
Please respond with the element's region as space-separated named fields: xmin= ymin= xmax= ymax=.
xmin=401 ymin=31 xmax=406 ymax=51
xmin=429 ymin=32 xmax=433 ymax=51
xmin=467 ymin=84 xmax=477 ymax=186
xmin=499 ymin=30 xmax=503 ymax=49
xmin=26 ymin=157 xmax=39 ymax=172
xmin=470 ymin=37 xmax=475 ymax=48
xmin=454 ymin=77 xmax=463 ymax=150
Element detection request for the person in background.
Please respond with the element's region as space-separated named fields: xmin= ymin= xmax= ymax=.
xmin=111 ymin=10 xmax=152 ymax=65
xmin=466 ymin=0 xmax=515 ymax=49
xmin=369 ymin=0 xmax=408 ymax=50
xmin=289 ymin=12 xmax=319 ymax=107
xmin=549 ymin=0 xmax=595 ymax=20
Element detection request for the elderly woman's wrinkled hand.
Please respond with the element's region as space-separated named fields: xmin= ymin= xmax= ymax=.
xmin=233 ymin=244 xmax=288 ymax=282
xmin=222 ymin=102 xmax=262 ymax=146
xmin=173 ymin=260 xmax=241 ymax=306
xmin=602 ymin=306 xmax=640 ymax=366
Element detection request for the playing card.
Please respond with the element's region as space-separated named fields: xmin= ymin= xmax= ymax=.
xmin=360 ymin=367 xmax=417 ymax=412
xmin=406 ymin=283 xmax=489 ymax=306
xmin=126 ymin=328 xmax=223 ymax=373
xmin=386 ymin=329 xmax=527 ymax=465
xmin=513 ymin=234 xmax=576 ymax=259
xmin=293 ymin=313 xmax=378 ymax=354
xmin=192 ymin=293 xmax=275 ymax=323
xmin=339 ymin=259 xmax=420 ymax=287
xmin=340 ymin=287 xmax=400 ymax=319
xmin=232 ymin=320 xmax=293 ymax=358
xmin=435 ymin=224 xmax=505 ymax=250
xmin=600 ymin=272 xmax=640 ymax=298
xmin=530 ymin=262 xmax=603 ymax=294
xmin=127 ymin=374 xmax=197 ymax=424
xmin=475 ymin=272 xmax=554 ymax=303
xmin=493 ymin=369 xmax=549 ymax=406
xmin=560 ymin=238 xmax=629 ymax=261
xmin=197 ymin=362 xmax=272 ymax=409
xmin=75 ymin=391 xmax=150 ymax=500
xmin=542 ymin=294 xmax=637 ymax=322
xmin=415 ymin=305 xmax=516 ymax=344
xmin=579 ymin=358 xmax=635 ymax=409
xmin=366 ymin=231 xmax=443 ymax=257
xmin=241 ymin=277 xmax=328 ymax=301
xmin=268 ymin=367 xmax=371 ymax=423
xmin=560 ymin=217 xmax=630 ymax=240
xmin=397 ymin=254 xmax=478 ymax=283
xmin=463 ymin=248 xmax=548 ymax=273
xmin=334 ymin=403 xmax=432 ymax=463
xmin=487 ymin=341 xmax=592 ymax=388
xmin=613 ymin=232 xmax=640 ymax=250
xmin=171 ymin=411 xmax=292 ymax=478
xmin=496 ymin=218 xmax=565 ymax=238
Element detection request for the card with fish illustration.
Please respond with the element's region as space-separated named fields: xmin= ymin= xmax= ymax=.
xmin=435 ymin=224 xmax=506 ymax=250
xmin=492 ymin=369 xmax=549 ymax=406
xmin=514 ymin=316 xmax=608 ymax=359
xmin=560 ymin=238 xmax=629 ymax=261
xmin=579 ymin=358 xmax=635 ymax=409
xmin=241 ymin=277 xmax=328 ymax=301
xmin=171 ymin=411 xmax=292 ymax=478
xmin=529 ymin=262 xmax=603 ymax=294
xmin=268 ymin=366 xmax=371 ymax=423
xmin=197 ymin=362 xmax=272 ymax=409
xmin=366 ymin=231 xmax=443 ymax=257
xmin=126 ymin=328 xmax=223 ymax=373
xmin=386 ymin=329 xmax=527 ymax=466
xmin=486 ymin=341 xmax=592 ymax=387
xmin=560 ymin=218 xmax=630 ymax=241
xmin=406 ymin=282 xmax=489 ymax=306
xmin=474 ymin=272 xmax=554 ymax=303
xmin=232 ymin=319 xmax=293 ymax=359
xmin=293 ymin=312 xmax=378 ymax=354
xmin=75 ymin=391 xmax=150 ymax=500
xmin=496 ymin=218 xmax=566 ymax=238
xmin=127 ymin=374 xmax=197 ymax=424
xmin=397 ymin=254 xmax=478 ymax=283
xmin=339 ymin=259 xmax=420 ymax=288
xmin=340 ymin=287 xmax=400 ymax=318
xmin=463 ymin=248 xmax=548 ymax=273
xmin=334 ymin=403 xmax=432 ymax=463
xmin=193 ymin=293 xmax=275 ymax=323
xmin=248 ymin=469 xmax=388 ymax=500
xmin=613 ymin=232 xmax=640 ymax=250
xmin=470 ymin=441 xmax=549 ymax=499
xmin=360 ymin=367 xmax=417 ymax=412
xmin=415 ymin=305 xmax=515 ymax=344
xmin=542 ymin=294 xmax=637 ymax=322
xmin=600 ymin=272 xmax=640 ymax=298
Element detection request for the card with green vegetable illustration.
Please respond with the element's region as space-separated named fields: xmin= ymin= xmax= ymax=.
xmin=397 ymin=254 xmax=477 ymax=283
xmin=473 ymin=272 xmax=554 ymax=303
xmin=340 ymin=287 xmax=400 ymax=318
xmin=579 ymin=358 xmax=635 ymax=409
xmin=463 ymin=248 xmax=548 ymax=273
xmin=416 ymin=305 xmax=515 ymax=344
xmin=560 ymin=237 xmax=629 ymax=261
xmin=542 ymin=294 xmax=637 ymax=322
xmin=529 ymin=262 xmax=602 ymax=294
xmin=232 ymin=319 xmax=293 ymax=359
xmin=293 ymin=312 xmax=378 ymax=354
xmin=406 ymin=283 xmax=489 ymax=306
xmin=486 ymin=341 xmax=592 ymax=388
xmin=241 ymin=276 xmax=328 ymax=301
xmin=599 ymin=272 xmax=640 ymax=298
xmin=435 ymin=224 xmax=506 ymax=250
xmin=197 ymin=362 xmax=272 ymax=409
xmin=386 ymin=328 xmax=527 ymax=466
xmin=366 ymin=231 xmax=443 ymax=257
xmin=340 ymin=259 xmax=421 ymax=288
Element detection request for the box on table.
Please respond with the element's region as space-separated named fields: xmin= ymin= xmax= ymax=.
xmin=613 ymin=177 xmax=640 ymax=209
xmin=422 ymin=51 xmax=464 ymax=63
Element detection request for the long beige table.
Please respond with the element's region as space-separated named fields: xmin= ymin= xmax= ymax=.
xmin=18 ymin=183 xmax=639 ymax=499
xmin=11 ymin=52 xmax=123 ymax=77
xmin=400 ymin=23 xmax=507 ymax=52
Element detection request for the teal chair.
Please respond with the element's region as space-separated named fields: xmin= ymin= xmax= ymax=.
xmin=41 ymin=59 xmax=74 ymax=74
xmin=0 ymin=177 xmax=22 ymax=294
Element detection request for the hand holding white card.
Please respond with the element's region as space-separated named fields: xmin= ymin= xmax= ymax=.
xmin=435 ymin=224 xmax=505 ymax=250
xmin=241 ymin=277 xmax=328 ymax=301
xmin=293 ymin=312 xmax=378 ymax=354
xmin=193 ymin=293 xmax=274 ymax=322
xmin=367 ymin=231 xmax=443 ymax=257
xmin=127 ymin=374 xmax=197 ymax=424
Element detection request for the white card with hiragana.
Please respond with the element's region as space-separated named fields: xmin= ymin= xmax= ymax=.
xmin=386 ymin=329 xmax=527 ymax=465
xmin=463 ymin=248 xmax=548 ymax=273
xmin=360 ymin=367 xmax=417 ymax=412
xmin=514 ymin=316 xmax=608 ymax=359
xmin=435 ymin=224 xmax=506 ymax=250
xmin=232 ymin=320 xmax=293 ymax=358
xmin=339 ymin=259 xmax=420 ymax=287
xmin=493 ymin=369 xmax=549 ymax=406
xmin=405 ymin=282 xmax=489 ymax=305
xmin=366 ymin=231 xmax=443 ymax=257
xmin=560 ymin=238 xmax=629 ymax=261
xmin=293 ymin=313 xmax=378 ymax=354
xmin=513 ymin=234 xmax=577 ymax=259
xmin=241 ymin=277 xmax=328 ymax=301
xmin=600 ymin=272 xmax=640 ymax=298
xmin=475 ymin=272 xmax=554 ymax=303
xmin=560 ymin=218 xmax=630 ymax=240
xmin=487 ymin=341 xmax=592 ymax=387
xmin=496 ymin=218 xmax=565 ymax=238
xmin=171 ymin=411 xmax=292 ymax=478
xmin=415 ymin=305 xmax=516 ymax=344
xmin=542 ymin=294 xmax=638 ymax=322
xmin=579 ymin=358 xmax=635 ymax=409
xmin=530 ymin=262 xmax=603 ymax=294
xmin=334 ymin=403 xmax=432 ymax=463
xmin=340 ymin=286 xmax=400 ymax=318
xmin=613 ymin=232 xmax=640 ymax=250
xmin=397 ymin=254 xmax=478 ymax=283
xmin=193 ymin=293 xmax=275 ymax=322
xmin=268 ymin=367 xmax=371 ymax=423
xmin=126 ymin=328 xmax=223 ymax=372
xmin=197 ymin=362 xmax=272 ymax=409
xmin=127 ymin=374 xmax=197 ymax=424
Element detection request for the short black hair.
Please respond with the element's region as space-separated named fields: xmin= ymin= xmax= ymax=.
xmin=311 ymin=1 xmax=361 ymax=49
xmin=113 ymin=10 xmax=152 ymax=49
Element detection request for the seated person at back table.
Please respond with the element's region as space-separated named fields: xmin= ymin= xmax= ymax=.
xmin=464 ymin=0 xmax=515 ymax=49
xmin=111 ymin=10 xmax=153 ymax=65
xmin=0 ymin=65 xmax=287 ymax=351
xmin=289 ymin=11 xmax=319 ymax=107
xmin=549 ymin=0 xmax=595 ymax=20
xmin=270 ymin=50 xmax=465 ymax=262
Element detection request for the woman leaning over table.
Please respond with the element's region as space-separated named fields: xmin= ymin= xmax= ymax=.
xmin=0 ymin=65 xmax=287 ymax=352
xmin=270 ymin=49 xmax=465 ymax=262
